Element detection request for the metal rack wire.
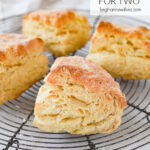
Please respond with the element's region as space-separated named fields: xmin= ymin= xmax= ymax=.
xmin=0 ymin=9 xmax=150 ymax=150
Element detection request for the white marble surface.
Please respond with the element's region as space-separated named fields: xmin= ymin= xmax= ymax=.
xmin=0 ymin=0 xmax=149 ymax=23
xmin=0 ymin=0 xmax=89 ymax=19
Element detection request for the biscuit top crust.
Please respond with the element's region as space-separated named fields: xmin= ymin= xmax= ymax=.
xmin=47 ymin=56 xmax=127 ymax=109
xmin=24 ymin=10 xmax=89 ymax=28
xmin=97 ymin=21 xmax=150 ymax=39
xmin=0 ymin=33 xmax=44 ymax=62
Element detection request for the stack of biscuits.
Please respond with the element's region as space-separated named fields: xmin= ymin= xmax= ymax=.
xmin=1 ymin=9 xmax=149 ymax=135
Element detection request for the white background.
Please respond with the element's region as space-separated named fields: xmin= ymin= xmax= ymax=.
xmin=0 ymin=0 xmax=149 ymax=23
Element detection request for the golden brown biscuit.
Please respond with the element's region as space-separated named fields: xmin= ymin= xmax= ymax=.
xmin=87 ymin=21 xmax=150 ymax=80
xmin=34 ymin=56 xmax=126 ymax=135
xmin=0 ymin=33 xmax=49 ymax=105
xmin=23 ymin=10 xmax=91 ymax=56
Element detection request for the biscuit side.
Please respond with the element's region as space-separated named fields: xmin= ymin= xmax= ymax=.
xmin=87 ymin=52 xmax=150 ymax=79
xmin=34 ymin=83 xmax=123 ymax=134
xmin=23 ymin=10 xmax=91 ymax=56
xmin=87 ymin=21 xmax=150 ymax=79
xmin=0 ymin=51 xmax=48 ymax=104
xmin=0 ymin=34 xmax=49 ymax=104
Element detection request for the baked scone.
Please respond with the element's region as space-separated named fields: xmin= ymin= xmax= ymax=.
xmin=34 ymin=56 xmax=126 ymax=135
xmin=87 ymin=21 xmax=150 ymax=80
xmin=0 ymin=33 xmax=49 ymax=105
xmin=23 ymin=10 xmax=91 ymax=56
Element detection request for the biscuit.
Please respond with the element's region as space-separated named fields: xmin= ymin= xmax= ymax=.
xmin=87 ymin=21 xmax=150 ymax=79
xmin=23 ymin=10 xmax=91 ymax=56
xmin=34 ymin=56 xmax=126 ymax=135
xmin=0 ymin=33 xmax=49 ymax=105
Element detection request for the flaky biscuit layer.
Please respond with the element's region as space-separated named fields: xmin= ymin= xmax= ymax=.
xmin=87 ymin=21 xmax=150 ymax=79
xmin=23 ymin=10 xmax=91 ymax=56
xmin=34 ymin=56 xmax=126 ymax=134
xmin=0 ymin=33 xmax=49 ymax=104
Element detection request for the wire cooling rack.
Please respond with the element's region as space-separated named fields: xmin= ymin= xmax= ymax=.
xmin=0 ymin=9 xmax=150 ymax=150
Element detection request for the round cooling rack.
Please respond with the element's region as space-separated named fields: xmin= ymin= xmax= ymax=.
xmin=0 ymin=9 xmax=150 ymax=150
